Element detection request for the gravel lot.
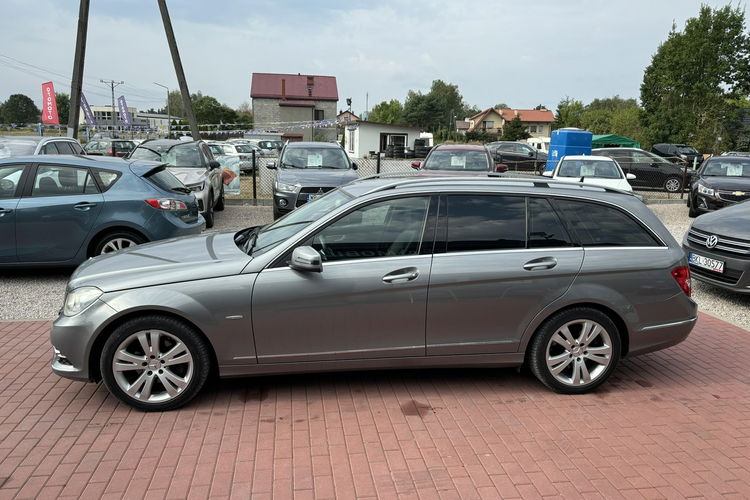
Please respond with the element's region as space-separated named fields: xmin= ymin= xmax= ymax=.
xmin=1 ymin=201 xmax=748 ymax=331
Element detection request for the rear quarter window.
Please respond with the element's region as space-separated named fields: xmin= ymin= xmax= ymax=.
xmin=93 ymin=169 xmax=123 ymax=192
xmin=145 ymin=167 xmax=185 ymax=193
xmin=554 ymin=199 xmax=661 ymax=247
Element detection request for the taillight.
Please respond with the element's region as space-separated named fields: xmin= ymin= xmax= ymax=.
xmin=145 ymin=199 xmax=188 ymax=211
xmin=108 ymin=149 xmax=113 ymax=154
xmin=671 ymin=265 xmax=691 ymax=297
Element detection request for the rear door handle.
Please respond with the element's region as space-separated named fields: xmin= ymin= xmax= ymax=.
xmin=523 ymin=257 xmax=557 ymax=271
xmin=382 ymin=267 xmax=420 ymax=283
xmin=0 ymin=208 xmax=12 ymax=216
xmin=74 ymin=202 xmax=97 ymax=211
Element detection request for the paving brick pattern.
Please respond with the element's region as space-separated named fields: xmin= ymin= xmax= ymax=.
xmin=0 ymin=313 xmax=749 ymax=499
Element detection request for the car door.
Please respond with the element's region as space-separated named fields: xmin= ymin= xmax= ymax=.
xmin=251 ymin=195 xmax=435 ymax=363
xmin=426 ymin=195 xmax=583 ymax=355
xmin=516 ymin=143 xmax=538 ymax=171
xmin=15 ymin=163 xmax=104 ymax=263
xmin=629 ymin=150 xmax=664 ymax=188
xmin=0 ymin=164 xmax=29 ymax=263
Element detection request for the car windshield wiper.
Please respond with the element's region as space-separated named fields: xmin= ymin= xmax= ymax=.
xmin=319 ymin=165 xmax=344 ymax=169
xmin=171 ymin=186 xmax=191 ymax=194
xmin=281 ymin=162 xmax=304 ymax=168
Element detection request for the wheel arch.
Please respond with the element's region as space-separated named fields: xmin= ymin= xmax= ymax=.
xmin=87 ymin=225 xmax=149 ymax=258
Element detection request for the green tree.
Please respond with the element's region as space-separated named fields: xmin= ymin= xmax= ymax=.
xmin=1 ymin=94 xmax=40 ymax=124
xmin=554 ymin=97 xmax=585 ymax=130
xmin=164 ymin=90 xmax=184 ymax=118
xmin=403 ymin=90 xmax=441 ymax=130
xmin=56 ymin=92 xmax=70 ymax=125
xmin=533 ymin=104 xmax=548 ymax=110
xmin=368 ymin=99 xmax=404 ymax=124
xmin=640 ymin=4 xmax=750 ymax=152
xmin=494 ymin=103 xmax=509 ymax=109
xmin=501 ymin=116 xmax=531 ymax=141
xmin=403 ymin=80 xmax=476 ymax=132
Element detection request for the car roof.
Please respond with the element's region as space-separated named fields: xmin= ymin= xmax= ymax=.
xmin=0 ymin=154 xmax=160 ymax=171
xmin=433 ymin=144 xmax=487 ymax=151
xmin=0 ymin=135 xmax=78 ymax=144
xmin=561 ymin=155 xmax=615 ymax=161
xmin=284 ymin=141 xmax=342 ymax=149
xmin=141 ymin=139 xmax=199 ymax=146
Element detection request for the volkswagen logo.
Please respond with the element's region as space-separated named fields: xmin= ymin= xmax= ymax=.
xmin=705 ymin=235 xmax=719 ymax=249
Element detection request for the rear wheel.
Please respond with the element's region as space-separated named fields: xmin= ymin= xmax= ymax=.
xmin=664 ymin=176 xmax=683 ymax=193
xmin=215 ymin=186 xmax=225 ymax=211
xmin=528 ymin=308 xmax=621 ymax=394
xmin=94 ymin=230 xmax=145 ymax=256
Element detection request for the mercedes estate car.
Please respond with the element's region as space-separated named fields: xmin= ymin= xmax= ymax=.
xmin=51 ymin=175 xmax=696 ymax=411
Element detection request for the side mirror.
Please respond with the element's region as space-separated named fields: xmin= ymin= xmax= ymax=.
xmin=290 ymin=246 xmax=322 ymax=272
xmin=542 ymin=170 xmax=553 ymax=177
xmin=626 ymin=173 xmax=636 ymax=180
xmin=351 ymin=162 xmax=358 ymax=170
xmin=267 ymin=161 xmax=277 ymax=170
xmin=411 ymin=161 xmax=421 ymax=169
xmin=208 ymin=160 xmax=221 ymax=170
xmin=494 ymin=164 xmax=508 ymax=173
xmin=528 ymin=151 xmax=534 ymax=157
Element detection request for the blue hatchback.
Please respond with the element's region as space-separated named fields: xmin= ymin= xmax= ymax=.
xmin=0 ymin=155 xmax=204 ymax=266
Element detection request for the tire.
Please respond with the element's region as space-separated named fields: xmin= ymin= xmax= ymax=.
xmin=100 ymin=315 xmax=211 ymax=411
xmin=688 ymin=196 xmax=700 ymax=218
xmin=203 ymin=193 xmax=214 ymax=228
xmin=273 ymin=207 xmax=282 ymax=220
xmin=528 ymin=307 xmax=621 ymax=394
xmin=93 ymin=230 xmax=145 ymax=256
xmin=663 ymin=176 xmax=683 ymax=193
xmin=215 ymin=186 xmax=225 ymax=212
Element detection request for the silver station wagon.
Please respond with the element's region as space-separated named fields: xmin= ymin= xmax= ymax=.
xmin=51 ymin=175 xmax=697 ymax=411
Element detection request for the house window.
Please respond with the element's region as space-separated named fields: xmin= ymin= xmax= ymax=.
xmin=527 ymin=125 xmax=538 ymax=133
xmin=482 ymin=120 xmax=494 ymax=129
xmin=348 ymin=129 xmax=355 ymax=153
xmin=314 ymin=109 xmax=324 ymax=121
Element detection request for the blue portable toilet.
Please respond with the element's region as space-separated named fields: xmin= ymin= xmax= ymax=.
xmin=545 ymin=128 xmax=593 ymax=172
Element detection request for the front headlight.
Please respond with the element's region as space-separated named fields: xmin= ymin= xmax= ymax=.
xmin=275 ymin=181 xmax=299 ymax=193
xmin=63 ymin=287 xmax=103 ymax=317
xmin=187 ymin=182 xmax=205 ymax=192
xmin=697 ymin=183 xmax=715 ymax=197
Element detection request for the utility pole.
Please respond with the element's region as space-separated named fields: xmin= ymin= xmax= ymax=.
xmin=100 ymin=79 xmax=123 ymax=136
xmin=157 ymin=0 xmax=200 ymax=140
xmin=67 ymin=0 xmax=89 ymax=139
xmin=154 ymin=82 xmax=170 ymax=137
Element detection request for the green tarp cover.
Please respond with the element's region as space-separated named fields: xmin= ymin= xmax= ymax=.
xmin=591 ymin=134 xmax=640 ymax=149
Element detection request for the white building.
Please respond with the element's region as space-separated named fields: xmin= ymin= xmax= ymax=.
xmin=138 ymin=112 xmax=181 ymax=132
xmin=344 ymin=121 xmax=423 ymax=158
xmin=78 ymin=105 xmax=138 ymax=127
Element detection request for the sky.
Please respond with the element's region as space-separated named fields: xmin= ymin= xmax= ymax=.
xmin=0 ymin=0 xmax=744 ymax=118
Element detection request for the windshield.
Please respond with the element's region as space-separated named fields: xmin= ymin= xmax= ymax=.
xmin=281 ymin=147 xmax=350 ymax=169
xmin=0 ymin=140 xmax=37 ymax=158
xmin=240 ymin=189 xmax=352 ymax=256
xmin=234 ymin=144 xmax=256 ymax=153
xmin=423 ymin=150 xmax=489 ymax=171
xmin=557 ymin=159 xmax=622 ymax=179
xmin=130 ymin=142 xmax=204 ymax=167
xmin=677 ymin=145 xmax=698 ymax=155
xmin=702 ymin=159 xmax=750 ymax=177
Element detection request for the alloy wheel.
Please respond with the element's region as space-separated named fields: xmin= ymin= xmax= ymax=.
xmin=665 ymin=178 xmax=681 ymax=192
xmin=545 ymin=320 xmax=613 ymax=387
xmin=101 ymin=237 xmax=137 ymax=254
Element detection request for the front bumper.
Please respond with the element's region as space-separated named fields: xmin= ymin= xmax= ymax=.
xmin=682 ymin=243 xmax=750 ymax=294
xmin=692 ymin=194 xmax=732 ymax=214
xmin=50 ymin=298 xmax=120 ymax=382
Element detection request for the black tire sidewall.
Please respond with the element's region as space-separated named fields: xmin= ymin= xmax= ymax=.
xmin=203 ymin=193 xmax=214 ymax=228
xmin=528 ymin=308 xmax=621 ymax=394
xmin=100 ymin=315 xmax=211 ymax=412
xmin=94 ymin=230 xmax=145 ymax=256
xmin=215 ymin=186 xmax=225 ymax=211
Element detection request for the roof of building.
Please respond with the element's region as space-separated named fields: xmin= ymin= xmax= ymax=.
xmin=251 ymin=73 xmax=338 ymax=101
xmin=468 ymin=108 xmax=555 ymax=128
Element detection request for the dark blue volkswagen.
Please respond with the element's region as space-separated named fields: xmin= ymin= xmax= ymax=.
xmin=0 ymin=156 xmax=204 ymax=266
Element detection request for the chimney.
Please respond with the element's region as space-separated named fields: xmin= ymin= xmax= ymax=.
xmin=514 ymin=109 xmax=519 ymax=118
xmin=281 ymin=79 xmax=286 ymax=100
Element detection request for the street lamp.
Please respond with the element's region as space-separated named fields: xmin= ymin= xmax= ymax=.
xmin=154 ymin=82 xmax=170 ymax=137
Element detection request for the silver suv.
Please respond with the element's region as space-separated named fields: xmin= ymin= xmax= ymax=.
xmin=50 ymin=175 xmax=697 ymax=411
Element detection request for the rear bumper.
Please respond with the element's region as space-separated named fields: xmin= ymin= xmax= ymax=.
xmin=628 ymin=293 xmax=698 ymax=357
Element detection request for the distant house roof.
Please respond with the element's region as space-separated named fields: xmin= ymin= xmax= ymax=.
xmin=355 ymin=121 xmax=422 ymax=132
xmin=338 ymin=110 xmax=359 ymax=120
xmin=500 ymin=109 xmax=554 ymax=123
xmin=251 ymin=73 xmax=338 ymax=101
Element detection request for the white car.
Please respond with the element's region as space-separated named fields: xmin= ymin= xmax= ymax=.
xmin=206 ymin=141 xmax=258 ymax=173
xmin=543 ymin=155 xmax=634 ymax=192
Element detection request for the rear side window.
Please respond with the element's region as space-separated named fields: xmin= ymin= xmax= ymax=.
xmin=446 ymin=195 xmax=526 ymax=252
xmin=145 ymin=167 xmax=185 ymax=193
xmin=41 ymin=142 xmax=61 ymax=154
xmin=52 ymin=141 xmax=75 ymax=154
xmin=92 ymin=169 xmax=122 ymax=192
xmin=554 ymin=199 xmax=661 ymax=247
xmin=528 ymin=198 xmax=573 ymax=248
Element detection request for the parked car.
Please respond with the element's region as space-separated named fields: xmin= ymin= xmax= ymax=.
xmin=721 ymin=151 xmax=750 ymax=157
xmin=542 ymin=155 xmax=634 ymax=191
xmin=83 ymin=138 xmax=136 ymax=158
xmin=268 ymin=141 xmax=358 ymax=219
xmin=129 ymin=139 xmax=224 ymax=228
xmin=0 ymin=135 xmax=85 ymax=157
xmin=412 ymin=144 xmax=506 ymax=174
xmin=50 ymin=175 xmax=697 ymax=411
xmin=207 ymin=141 xmax=257 ymax=173
xmin=0 ymin=156 xmax=203 ymax=267
xmin=245 ymin=139 xmax=280 ymax=156
xmin=687 ymin=156 xmax=750 ymax=217
xmin=683 ymin=200 xmax=750 ymax=293
xmin=651 ymin=143 xmax=703 ymax=168
xmin=592 ymin=147 xmax=693 ymax=192
xmin=486 ymin=141 xmax=548 ymax=174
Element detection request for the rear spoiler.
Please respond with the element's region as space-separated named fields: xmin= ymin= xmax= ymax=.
xmin=129 ymin=163 xmax=167 ymax=178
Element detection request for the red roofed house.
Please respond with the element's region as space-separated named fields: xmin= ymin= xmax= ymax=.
xmin=251 ymin=73 xmax=339 ymax=142
xmin=466 ymin=108 xmax=554 ymax=138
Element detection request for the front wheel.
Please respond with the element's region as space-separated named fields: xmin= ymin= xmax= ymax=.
xmin=100 ymin=315 xmax=211 ymax=411
xmin=688 ymin=196 xmax=700 ymax=218
xmin=528 ymin=308 xmax=621 ymax=394
xmin=664 ymin=176 xmax=683 ymax=193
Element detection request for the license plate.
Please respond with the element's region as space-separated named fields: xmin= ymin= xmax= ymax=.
xmin=689 ymin=252 xmax=724 ymax=273
xmin=307 ymin=193 xmax=322 ymax=202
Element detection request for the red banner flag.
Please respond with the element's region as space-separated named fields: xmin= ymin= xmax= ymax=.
xmin=41 ymin=82 xmax=59 ymax=124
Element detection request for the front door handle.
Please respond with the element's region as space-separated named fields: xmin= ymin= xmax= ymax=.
xmin=0 ymin=208 xmax=12 ymax=216
xmin=523 ymin=257 xmax=557 ymax=271
xmin=382 ymin=267 xmax=420 ymax=283
xmin=74 ymin=202 xmax=97 ymax=211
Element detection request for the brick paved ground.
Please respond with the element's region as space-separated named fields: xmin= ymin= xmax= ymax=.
xmin=0 ymin=313 xmax=749 ymax=499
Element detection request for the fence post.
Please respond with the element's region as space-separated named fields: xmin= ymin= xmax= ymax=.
xmin=252 ymin=149 xmax=257 ymax=200
xmin=681 ymin=161 xmax=688 ymax=199
xmin=376 ymin=153 xmax=381 ymax=174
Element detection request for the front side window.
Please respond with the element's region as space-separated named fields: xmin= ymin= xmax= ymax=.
xmin=423 ymin=150 xmax=489 ymax=171
xmin=554 ymin=199 xmax=660 ymax=247
xmin=32 ymin=165 xmax=97 ymax=196
xmin=446 ymin=195 xmax=526 ymax=252
xmin=311 ymin=197 xmax=430 ymax=262
xmin=0 ymin=164 xmax=25 ymax=199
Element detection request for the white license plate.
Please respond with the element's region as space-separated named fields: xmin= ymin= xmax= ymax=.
xmin=689 ymin=252 xmax=724 ymax=273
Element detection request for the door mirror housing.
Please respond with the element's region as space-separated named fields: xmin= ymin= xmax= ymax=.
xmin=267 ymin=161 xmax=277 ymax=169
xmin=626 ymin=173 xmax=636 ymax=180
xmin=542 ymin=170 xmax=553 ymax=177
xmin=208 ymin=160 xmax=221 ymax=170
xmin=528 ymin=151 xmax=535 ymax=157
xmin=351 ymin=162 xmax=358 ymax=170
xmin=410 ymin=161 xmax=421 ymax=169
xmin=290 ymin=246 xmax=323 ymax=272
xmin=494 ymin=164 xmax=508 ymax=173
